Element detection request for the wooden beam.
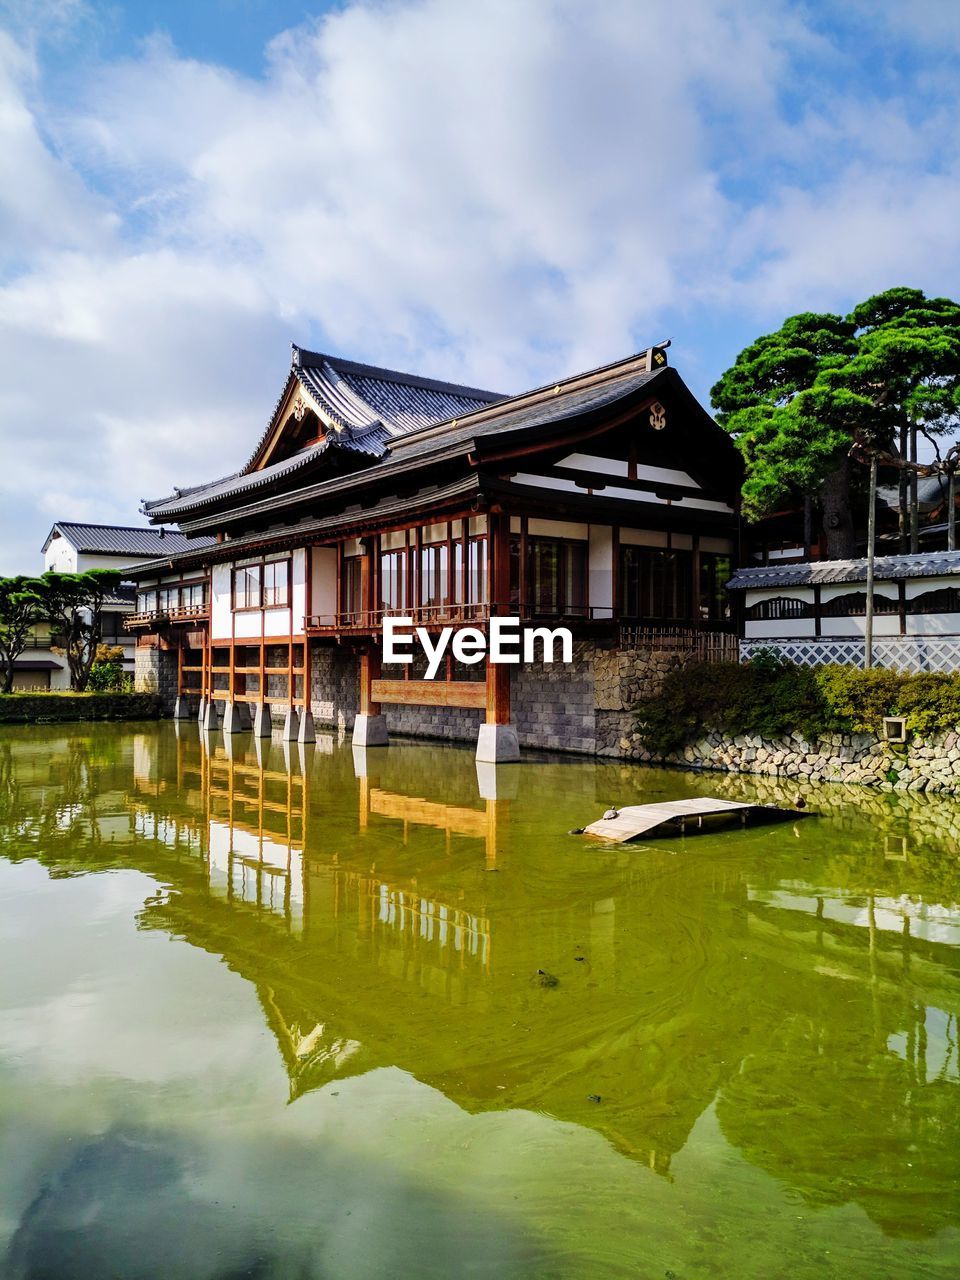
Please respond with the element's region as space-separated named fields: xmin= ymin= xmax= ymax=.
xmin=371 ymin=678 xmax=486 ymax=709
xmin=474 ymin=396 xmax=659 ymax=465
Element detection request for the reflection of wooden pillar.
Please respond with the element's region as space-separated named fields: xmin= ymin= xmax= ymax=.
xmin=358 ymin=773 xmax=371 ymax=830
xmin=484 ymin=798 xmax=505 ymax=870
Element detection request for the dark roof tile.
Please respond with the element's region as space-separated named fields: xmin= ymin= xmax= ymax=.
xmin=728 ymin=551 xmax=960 ymax=590
xmin=44 ymin=522 xmax=215 ymax=558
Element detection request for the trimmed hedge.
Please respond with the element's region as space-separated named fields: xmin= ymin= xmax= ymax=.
xmin=0 ymin=692 xmax=162 ymax=724
xmin=635 ymin=658 xmax=960 ymax=755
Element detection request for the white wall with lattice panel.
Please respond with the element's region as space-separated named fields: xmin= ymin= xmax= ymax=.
xmin=740 ymin=637 xmax=960 ymax=673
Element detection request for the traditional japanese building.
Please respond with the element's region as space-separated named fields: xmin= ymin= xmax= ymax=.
xmin=127 ymin=344 xmax=742 ymax=757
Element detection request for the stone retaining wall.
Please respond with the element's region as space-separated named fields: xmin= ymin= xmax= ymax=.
xmin=610 ymin=725 xmax=960 ymax=793
xmin=134 ymin=646 xmax=178 ymax=715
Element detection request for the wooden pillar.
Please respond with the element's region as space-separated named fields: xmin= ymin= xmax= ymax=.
xmin=611 ymin=525 xmax=620 ymax=621
xmin=485 ymin=511 xmax=512 ymax=726
xmin=359 ymin=649 xmax=381 ymax=716
xmin=485 ymin=661 xmax=510 ymax=725
xmin=813 ymin=584 xmax=822 ymax=638
xmin=519 ymin=517 xmax=528 ymax=617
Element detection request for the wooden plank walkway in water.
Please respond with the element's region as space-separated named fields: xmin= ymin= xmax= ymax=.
xmin=583 ymin=797 xmax=787 ymax=844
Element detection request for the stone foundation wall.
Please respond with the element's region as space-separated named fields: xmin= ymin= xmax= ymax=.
xmin=512 ymin=640 xmax=597 ymax=753
xmin=612 ymin=725 xmax=960 ymax=793
xmin=594 ymin=648 xmax=701 ymax=757
xmin=305 ymin=638 xmax=688 ymax=753
xmin=133 ymin=645 xmax=178 ymax=714
xmin=310 ymin=644 xmax=360 ymax=731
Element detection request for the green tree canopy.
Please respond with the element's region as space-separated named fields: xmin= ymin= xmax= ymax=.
xmin=0 ymin=577 xmax=49 ymax=694
xmin=711 ymin=287 xmax=960 ymax=557
xmin=41 ymin=570 xmax=124 ymax=692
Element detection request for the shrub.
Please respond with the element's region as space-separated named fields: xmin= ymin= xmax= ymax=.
xmin=634 ymin=659 xmax=960 ymax=755
xmin=895 ymin=672 xmax=960 ymax=736
xmin=814 ymin=665 xmax=904 ymax=734
xmin=88 ymin=644 xmax=131 ymax=693
xmin=635 ymin=658 xmax=832 ymax=756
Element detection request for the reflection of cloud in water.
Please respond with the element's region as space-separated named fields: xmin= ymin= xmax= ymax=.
xmin=4 ymin=1120 xmax=544 ymax=1280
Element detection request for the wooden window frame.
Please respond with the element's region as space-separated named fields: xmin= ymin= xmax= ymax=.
xmin=619 ymin=544 xmax=693 ymax=622
xmin=232 ymin=558 xmax=291 ymax=613
xmin=525 ymin=535 xmax=588 ymax=618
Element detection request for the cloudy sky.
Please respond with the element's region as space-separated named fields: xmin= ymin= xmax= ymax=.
xmin=0 ymin=0 xmax=958 ymax=572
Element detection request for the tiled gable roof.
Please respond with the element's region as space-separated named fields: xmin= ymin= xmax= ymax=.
xmin=293 ymin=348 xmax=502 ymax=436
xmin=728 ymin=550 xmax=960 ymax=590
xmin=43 ymin=522 xmax=215 ymax=558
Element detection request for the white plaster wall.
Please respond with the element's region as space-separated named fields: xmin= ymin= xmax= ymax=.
xmin=908 ymin=612 xmax=960 ymax=635
xmin=744 ymin=619 xmax=818 ymax=639
xmin=820 ymin=617 xmax=901 ymax=637
xmin=904 ymin=577 xmax=955 ymax=599
xmin=211 ymin=564 xmax=232 ymax=639
xmin=233 ymin=611 xmax=264 ymax=640
xmin=527 ymin=518 xmax=589 ymax=540
xmin=292 ymin=548 xmax=306 ymax=634
xmin=620 ymin=528 xmax=667 ymax=548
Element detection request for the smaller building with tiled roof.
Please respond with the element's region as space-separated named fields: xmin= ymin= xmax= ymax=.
xmin=42 ymin=521 xmax=214 ymax=564
xmin=731 ymin=551 xmax=960 ymax=672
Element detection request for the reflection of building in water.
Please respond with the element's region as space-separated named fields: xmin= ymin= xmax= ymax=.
xmin=7 ymin=724 xmax=958 ymax=1233
xmin=205 ymin=748 xmax=307 ymax=931
xmin=376 ymin=883 xmax=490 ymax=968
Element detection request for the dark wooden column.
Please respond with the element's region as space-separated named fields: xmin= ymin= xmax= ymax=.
xmin=359 ymin=649 xmax=381 ymax=717
xmin=486 ymin=512 xmax=512 ymax=725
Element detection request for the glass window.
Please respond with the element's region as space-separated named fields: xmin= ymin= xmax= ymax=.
xmin=341 ymin=557 xmax=363 ymax=619
xmin=184 ymin=581 xmax=207 ymax=609
xmin=468 ymin=536 xmax=487 ymax=605
xmin=138 ymin=591 xmax=157 ymax=613
xmin=234 ymin=565 xmax=262 ymax=610
xmin=420 ymin=543 xmax=448 ymax=608
xmin=263 ymin=560 xmax=289 ymax=608
xmin=698 ymin=553 xmax=732 ymax=622
xmin=380 ymin=549 xmax=407 ymax=611
xmin=527 ymin=538 xmax=586 ymax=616
xmin=452 ymin=539 xmax=464 ymax=605
xmin=620 ymin=547 xmax=692 ymax=620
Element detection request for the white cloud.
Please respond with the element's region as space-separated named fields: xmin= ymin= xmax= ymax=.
xmin=0 ymin=0 xmax=959 ymax=571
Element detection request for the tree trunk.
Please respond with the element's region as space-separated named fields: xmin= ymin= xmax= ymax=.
xmin=819 ymin=458 xmax=857 ymax=559
xmin=898 ymin=424 xmax=908 ymax=553
xmin=909 ymin=425 xmax=919 ymax=553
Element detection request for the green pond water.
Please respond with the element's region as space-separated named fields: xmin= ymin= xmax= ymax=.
xmin=0 ymin=723 xmax=958 ymax=1279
